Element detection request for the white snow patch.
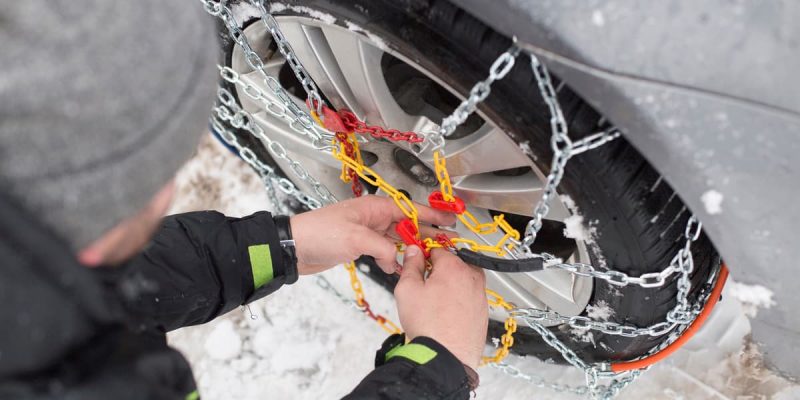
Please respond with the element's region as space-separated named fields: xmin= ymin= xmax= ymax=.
xmin=204 ymin=320 xmax=242 ymax=361
xmin=344 ymin=21 xmax=388 ymax=50
xmin=728 ymin=280 xmax=776 ymax=318
xmin=559 ymin=193 xmax=577 ymax=212
xmin=559 ymin=194 xmax=607 ymax=269
xmin=231 ymin=2 xmax=260 ymax=26
xmin=269 ymin=3 xmax=337 ymax=25
xmin=591 ymin=10 xmax=605 ymax=27
xmin=563 ymin=214 xmax=592 ymax=242
xmin=252 ymin=325 xmax=326 ymax=373
xmin=518 ymin=141 xmax=535 ymax=159
xmin=586 ymin=300 xmax=614 ymax=321
xmin=701 ymin=189 xmax=724 ymax=215
xmin=569 ymin=327 xmax=597 ymax=347
xmin=571 ymin=302 xmax=613 ymax=348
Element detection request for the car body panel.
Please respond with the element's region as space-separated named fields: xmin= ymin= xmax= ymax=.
xmin=452 ymin=0 xmax=800 ymax=377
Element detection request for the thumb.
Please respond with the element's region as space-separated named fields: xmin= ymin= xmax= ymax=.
xmin=398 ymin=245 xmax=426 ymax=286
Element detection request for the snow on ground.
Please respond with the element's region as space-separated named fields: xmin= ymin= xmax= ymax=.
xmin=167 ymin=135 xmax=800 ymax=399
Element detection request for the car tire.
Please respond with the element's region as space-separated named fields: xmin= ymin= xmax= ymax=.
xmin=218 ymin=0 xmax=718 ymax=364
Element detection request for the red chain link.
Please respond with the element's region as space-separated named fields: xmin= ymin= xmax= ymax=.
xmin=435 ymin=233 xmax=456 ymax=250
xmin=334 ymin=132 xmax=364 ymax=196
xmin=338 ymin=110 xmax=424 ymax=143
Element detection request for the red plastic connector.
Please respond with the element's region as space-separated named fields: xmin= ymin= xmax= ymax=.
xmin=307 ymin=100 xmax=347 ymax=133
xmin=321 ymin=105 xmax=347 ymax=133
xmin=428 ymin=191 xmax=466 ymax=214
xmin=395 ymin=218 xmax=430 ymax=258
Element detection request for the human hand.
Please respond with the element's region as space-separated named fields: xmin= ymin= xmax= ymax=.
xmin=394 ymin=246 xmax=488 ymax=369
xmin=289 ymin=195 xmax=457 ymax=275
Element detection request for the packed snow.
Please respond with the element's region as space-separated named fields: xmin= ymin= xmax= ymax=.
xmin=269 ymin=3 xmax=337 ymax=25
xmin=563 ymin=214 xmax=593 ymax=242
xmin=701 ymin=189 xmax=724 ymax=215
xmin=167 ymin=136 xmax=799 ymax=399
xmin=727 ymin=281 xmax=776 ymax=318
xmin=585 ymin=300 xmax=614 ymax=321
xmin=591 ymin=10 xmax=606 ymax=27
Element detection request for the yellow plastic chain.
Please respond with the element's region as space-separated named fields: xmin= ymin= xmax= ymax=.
xmin=432 ymin=151 xmax=521 ymax=256
xmin=483 ymin=289 xmax=518 ymax=365
xmin=344 ymin=261 xmax=402 ymax=335
xmin=337 ymin=130 xmax=363 ymax=183
xmin=311 ymin=111 xmax=517 ymax=364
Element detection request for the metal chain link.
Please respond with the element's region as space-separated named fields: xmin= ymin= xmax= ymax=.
xmin=521 ymin=53 xmax=576 ymax=250
xmin=213 ymin=88 xmax=334 ymax=209
xmin=212 ymin=0 xmax=334 ymax=149
xmin=515 ymin=315 xmax=647 ymax=400
xmin=209 ymin=116 xmax=286 ymax=213
xmin=570 ymin=128 xmax=622 ymax=156
xmin=217 ymin=65 xmax=335 ymax=150
xmin=339 ymin=110 xmax=425 ymax=143
xmin=490 ymin=363 xmax=591 ymax=396
xmin=426 ymin=44 xmax=521 ymax=151
xmin=512 ymin=218 xmax=710 ymax=340
xmin=248 ymin=0 xmax=324 ymax=115
xmin=315 ymin=274 xmax=363 ymax=310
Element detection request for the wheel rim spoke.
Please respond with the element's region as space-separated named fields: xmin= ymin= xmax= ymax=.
xmin=452 ymin=170 xmax=544 ymax=217
xmin=435 ymin=123 xmax=531 ymax=177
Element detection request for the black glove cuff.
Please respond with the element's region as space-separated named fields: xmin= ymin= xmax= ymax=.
xmin=273 ymin=215 xmax=298 ymax=285
xmin=375 ymin=333 xmax=407 ymax=367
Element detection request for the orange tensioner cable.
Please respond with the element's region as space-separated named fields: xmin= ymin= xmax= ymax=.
xmin=610 ymin=263 xmax=730 ymax=373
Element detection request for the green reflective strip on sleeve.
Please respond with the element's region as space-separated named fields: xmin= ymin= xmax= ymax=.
xmin=248 ymin=244 xmax=273 ymax=289
xmin=385 ymin=343 xmax=437 ymax=365
xmin=185 ymin=390 xmax=199 ymax=400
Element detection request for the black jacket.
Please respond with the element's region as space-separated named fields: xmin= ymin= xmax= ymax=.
xmin=0 ymin=192 xmax=470 ymax=399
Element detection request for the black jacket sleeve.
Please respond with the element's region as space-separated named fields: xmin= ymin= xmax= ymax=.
xmin=113 ymin=210 xmax=291 ymax=332
xmin=344 ymin=335 xmax=473 ymax=400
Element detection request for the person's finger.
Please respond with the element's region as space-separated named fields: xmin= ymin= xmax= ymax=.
xmin=414 ymin=202 xmax=457 ymax=227
xmin=385 ymin=222 xmax=401 ymax=241
xmin=429 ymin=247 xmax=461 ymax=267
xmin=418 ymin=225 xmax=459 ymax=240
xmin=397 ymin=245 xmax=426 ymax=286
xmin=358 ymin=195 xmax=457 ymax=231
xmin=433 ymin=247 xmax=485 ymax=279
xmin=353 ymin=227 xmax=401 ymax=274
xmin=383 ymin=223 xmax=455 ymax=241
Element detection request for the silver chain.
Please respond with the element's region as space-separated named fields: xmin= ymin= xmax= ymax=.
xmin=209 ymin=115 xmax=286 ymax=213
xmin=506 ymin=317 xmax=646 ymax=400
xmin=199 ymin=2 xmax=722 ymax=398
xmin=429 ymin=45 xmax=521 ymax=151
xmin=504 ymin=258 xmax=720 ymax=400
xmin=204 ymin=0 xmax=337 ymax=208
xmin=213 ymin=0 xmax=332 ymax=150
xmin=315 ymin=275 xmax=362 ymax=310
xmin=248 ymin=0 xmax=324 ymax=115
xmin=217 ymin=65 xmax=335 ymax=151
xmin=213 ymin=88 xmax=333 ymax=209
xmin=521 ymin=53 xmax=577 ymax=249
xmin=512 ymin=219 xmax=711 ymax=340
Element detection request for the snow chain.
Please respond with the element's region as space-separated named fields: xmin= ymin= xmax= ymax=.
xmin=201 ymin=1 xmax=729 ymax=398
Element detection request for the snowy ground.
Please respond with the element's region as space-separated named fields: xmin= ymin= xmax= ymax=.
xmin=167 ymin=135 xmax=800 ymax=400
